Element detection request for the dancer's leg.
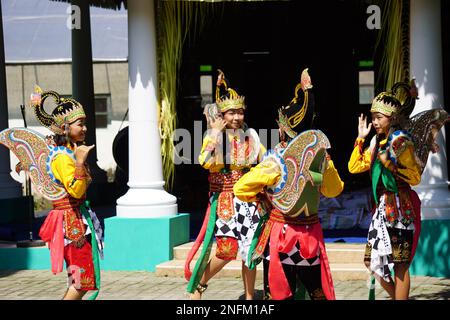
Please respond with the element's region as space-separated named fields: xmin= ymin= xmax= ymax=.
xmin=190 ymin=256 xmax=231 ymax=300
xmin=62 ymin=286 xmax=87 ymax=300
xmin=394 ymin=263 xmax=410 ymax=300
xmin=241 ymin=261 xmax=256 ymax=300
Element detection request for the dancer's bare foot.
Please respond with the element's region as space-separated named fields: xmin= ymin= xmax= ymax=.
xmin=190 ymin=290 xmax=202 ymax=300
xmin=190 ymin=283 xmax=208 ymax=300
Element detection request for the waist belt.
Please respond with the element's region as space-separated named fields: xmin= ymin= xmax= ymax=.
xmin=209 ymin=170 xmax=245 ymax=193
xmin=269 ymin=209 xmax=319 ymax=226
xmin=52 ymin=197 xmax=85 ymax=210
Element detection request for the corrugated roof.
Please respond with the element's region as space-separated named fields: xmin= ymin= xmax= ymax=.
xmin=2 ymin=0 xmax=127 ymax=62
xmin=50 ymin=0 xmax=126 ymax=10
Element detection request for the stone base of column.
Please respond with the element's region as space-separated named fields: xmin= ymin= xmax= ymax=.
xmin=102 ymin=214 xmax=189 ymax=271
xmin=413 ymin=183 xmax=450 ymax=220
xmin=410 ymin=183 xmax=450 ymax=277
xmin=410 ymin=219 xmax=450 ymax=277
xmin=116 ymin=187 xmax=178 ymax=218
xmin=0 ymin=246 xmax=50 ymax=270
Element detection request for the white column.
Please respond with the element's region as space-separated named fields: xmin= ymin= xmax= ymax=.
xmin=410 ymin=0 xmax=450 ymax=220
xmin=116 ymin=0 xmax=177 ymax=217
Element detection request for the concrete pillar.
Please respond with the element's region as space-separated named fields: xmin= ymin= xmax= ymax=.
xmin=410 ymin=0 xmax=450 ymax=278
xmin=410 ymin=0 xmax=450 ymax=220
xmin=116 ymin=0 xmax=177 ymax=217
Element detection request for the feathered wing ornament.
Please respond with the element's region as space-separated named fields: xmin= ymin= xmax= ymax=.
xmin=0 ymin=128 xmax=74 ymax=201
xmin=403 ymin=108 xmax=450 ymax=173
xmin=390 ymin=79 xmax=419 ymax=130
xmin=266 ymin=129 xmax=330 ymax=217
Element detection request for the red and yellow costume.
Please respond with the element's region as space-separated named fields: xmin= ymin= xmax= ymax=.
xmin=348 ymin=81 xmax=423 ymax=285
xmin=184 ymin=70 xmax=266 ymax=294
xmin=39 ymin=145 xmax=97 ymax=291
xmin=17 ymin=86 xmax=103 ymax=299
xmin=234 ymin=69 xmax=344 ymax=300
xmin=234 ymin=147 xmax=343 ymax=300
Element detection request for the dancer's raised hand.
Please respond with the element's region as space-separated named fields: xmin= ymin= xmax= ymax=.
xmin=358 ymin=114 xmax=372 ymax=139
xmin=74 ymin=142 xmax=95 ymax=165
xmin=210 ymin=117 xmax=227 ymax=134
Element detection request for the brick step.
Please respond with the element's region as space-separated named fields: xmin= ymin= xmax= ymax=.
xmin=173 ymin=242 xmax=366 ymax=264
xmin=156 ymin=259 xmax=369 ymax=281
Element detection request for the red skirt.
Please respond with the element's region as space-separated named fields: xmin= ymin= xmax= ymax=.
xmin=64 ymin=240 xmax=97 ymax=291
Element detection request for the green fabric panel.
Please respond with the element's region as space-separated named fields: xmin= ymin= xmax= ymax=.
xmin=247 ymin=213 xmax=268 ymax=270
xmin=295 ymin=183 xmax=320 ymax=215
xmin=81 ymin=202 xmax=101 ymax=300
xmin=310 ymin=171 xmax=323 ymax=186
xmin=368 ymin=275 xmax=376 ymax=300
xmin=294 ymin=281 xmax=310 ymax=300
xmin=186 ymin=193 xmax=219 ymax=293
xmin=371 ymin=159 xmax=397 ymax=204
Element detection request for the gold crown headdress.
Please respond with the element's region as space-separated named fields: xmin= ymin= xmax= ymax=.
xmin=215 ymin=69 xmax=245 ymax=112
xmin=370 ymin=79 xmax=418 ymax=118
xmin=277 ymin=68 xmax=313 ymax=138
xmin=29 ymin=85 xmax=86 ymax=135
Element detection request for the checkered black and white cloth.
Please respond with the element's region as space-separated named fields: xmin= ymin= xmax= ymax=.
xmin=213 ymin=194 xmax=261 ymax=266
xmin=263 ymin=224 xmax=321 ymax=266
xmin=214 ymin=194 xmax=239 ymax=239
xmin=234 ymin=199 xmax=261 ymax=266
xmin=368 ymin=196 xmax=394 ymax=282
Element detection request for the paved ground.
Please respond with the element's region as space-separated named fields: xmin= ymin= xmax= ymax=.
xmin=0 ymin=270 xmax=449 ymax=300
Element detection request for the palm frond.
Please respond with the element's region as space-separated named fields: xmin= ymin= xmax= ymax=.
xmin=376 ymin=0 xmax=411 ymax=91
xmin=156 ymin=0 xmax=217 ymax=190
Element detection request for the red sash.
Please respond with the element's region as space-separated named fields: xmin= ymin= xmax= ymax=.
xmin=39 ymin=210 xmax=64 ymax=274
xmin=267 ymin=221 xmax=335 ymax=300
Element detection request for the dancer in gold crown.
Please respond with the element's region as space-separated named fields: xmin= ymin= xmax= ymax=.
xmin=348 ymin=80 xmax=449 ymax=299
xmin=0 ymin=86 xmax=103 ymax=300
xmin=185 ymin=70 xmax=266 ymax=300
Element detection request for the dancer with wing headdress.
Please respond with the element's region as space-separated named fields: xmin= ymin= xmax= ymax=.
xmin=184 ymin=70 xmax=266 ymax=300
xmin=0 ymin=86 xmax=103 ymax=300
xmin=234 ymin=69 xmax=344 ymax=300
xmin=348 ymin=79 xmax=449 ymax=300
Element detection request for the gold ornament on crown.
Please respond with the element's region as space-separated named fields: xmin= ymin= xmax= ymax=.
xmin=215 ymin=69 xmax=246 ymax=113
xmin=370 ymin=92 xmax=398 ymax=116
xmin=276 ymin=68 xmax=313 ymax=139
xmin=29 ymin=85 xmax=86 ymax=135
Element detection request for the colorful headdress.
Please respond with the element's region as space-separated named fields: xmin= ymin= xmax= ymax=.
xmin=277 ymin=68 xmax=314 ymax=139
xmin=29 ymin=85 xmax=86 ymax=135
xmin=370 ymin=79 xmax=418 ymax=118
xmin=215 ymin=69 xmax=245 ymax=112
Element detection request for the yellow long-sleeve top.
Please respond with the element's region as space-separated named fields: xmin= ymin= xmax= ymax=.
xmin=51 ymin=145 xmax=89 ymax=199
xmin=348 ymin=137 xmax=421 ymax=186
xmin=199 ymin=129 xmax=267 ymax=172
xmin=233 ymin=157 xmax=344 ymax=203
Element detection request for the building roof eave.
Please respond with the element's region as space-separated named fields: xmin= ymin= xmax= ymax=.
xmin=49 ymin=0 xmax=127 ymax=11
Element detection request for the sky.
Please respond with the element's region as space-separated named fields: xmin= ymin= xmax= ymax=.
xmin=1 ymin=0 xmax=127 ymax=62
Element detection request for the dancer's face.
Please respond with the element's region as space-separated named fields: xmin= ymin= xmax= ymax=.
xmin=223 ymin=109 xmax=244 ymax=129
xmin=371 ymin=112 xmax=391 ymax=136
xmin=68 ymin=118 xmax=87 ymax=143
